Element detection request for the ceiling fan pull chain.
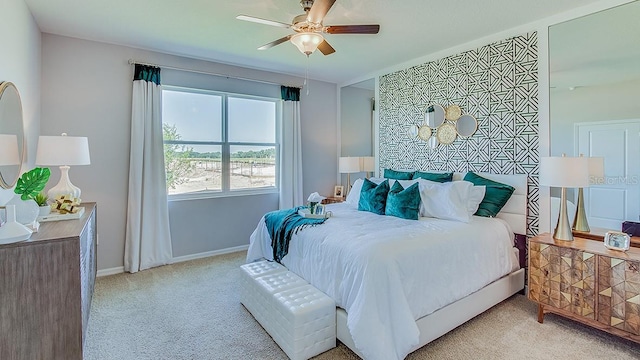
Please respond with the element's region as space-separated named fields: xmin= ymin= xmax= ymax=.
xmin=305 ymin=56 xmax=310 ymax=95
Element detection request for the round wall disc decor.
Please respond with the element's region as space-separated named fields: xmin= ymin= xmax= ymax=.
xmin=425 ymin=104 xmax=445 ymax=128
xmin=445 ymin=105 xmax=462 ymax=121
xmin=418 ymin=125 xmax=432 ymax=141
xmin=436 ymin=123 xmax=457 ymax=144
xmin=456 ymin=114 xmax=478 ymax=137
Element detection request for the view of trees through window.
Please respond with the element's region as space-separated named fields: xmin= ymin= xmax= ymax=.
xmin=162 ymin=88 xmax=278 ymax=196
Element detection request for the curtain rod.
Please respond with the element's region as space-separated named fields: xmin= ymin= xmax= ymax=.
xmin=127 ymin=59 xmax=301 ymax=88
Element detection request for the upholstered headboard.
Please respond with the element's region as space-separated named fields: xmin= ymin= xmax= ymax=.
xmin=453 ymin=172 xmax=528 ymax=235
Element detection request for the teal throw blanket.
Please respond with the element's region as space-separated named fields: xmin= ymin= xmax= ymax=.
xmin=264 ymin=206 xmax=327 ymax=263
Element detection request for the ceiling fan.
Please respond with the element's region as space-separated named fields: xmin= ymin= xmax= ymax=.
xmin=236 ymin=0 xmax=380 ymax=56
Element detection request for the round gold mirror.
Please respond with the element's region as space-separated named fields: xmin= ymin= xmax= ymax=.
xmin=425 ymin=104 xmax=445 ymax=128
xmin=0 ymin=82 xmax=24 ymax=189
xmin=456 ymin=114 xmax=478 ymax=137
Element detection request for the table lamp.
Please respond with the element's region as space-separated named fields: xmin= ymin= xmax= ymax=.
xmin=573 ymin=156 xmax=604 ymax=233
xmin=360 ymin=156 xmax=375 ymax=178
xmin=339 ymin=157 xmax=360 ymax=197
xmin=540 ymin=155 xmax=589 ymax=241
xmin=35 ymin=133 xmax=91 ymax=200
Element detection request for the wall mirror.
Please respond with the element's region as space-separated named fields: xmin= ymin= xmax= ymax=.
xmin=456 ymin=114 xmax=477 ymax=137
xmin=0 ymin=81 xmax=24 ymax=189
xmin=549 ymin=0 xmax=640 ymax=230
xmin=425 ymin=104 xmax=445 ymax=128
xmin=340 ymin=78 xmax=375 ymax=181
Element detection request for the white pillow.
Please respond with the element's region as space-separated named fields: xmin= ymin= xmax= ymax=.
xmin=416 ymin=179 xmax=473 ymax=222
xmin=345 ymin=178 xmax=364 ymax=206
xmin=467 ymin=185 xmax=486 ymax=215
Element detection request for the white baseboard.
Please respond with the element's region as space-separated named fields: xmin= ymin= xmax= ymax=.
xmin=96 ymin=245 xmax=249 ymax=277
xmin=97 ymin=266 xmax=125 ymax=277
xmin=171 ymin=245 xmax=249 ymax=264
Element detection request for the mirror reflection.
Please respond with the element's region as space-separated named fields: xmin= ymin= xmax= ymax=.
xmin=0 ymin=82 xmax=24 ymax=189
xmin=549 ymin=1 xmax=640 ymax=230
xmin=456 ymin=115 xmax=477 ymax=137
xmin=425 ymin=104 xmax=445 ymax=128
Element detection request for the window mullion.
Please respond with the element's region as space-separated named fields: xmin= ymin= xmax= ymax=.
xmin=221 ymin=94 xmax=230 ymax=192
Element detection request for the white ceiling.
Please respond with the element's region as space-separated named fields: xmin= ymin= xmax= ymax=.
xmin=25 ymin=0 xmax=605 ymax=84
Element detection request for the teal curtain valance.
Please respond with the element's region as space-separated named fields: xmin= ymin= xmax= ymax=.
xmin=133 ymin=64 xmax=161 ymax=85
xmin=281 ymin=86 xmax=300 ymax=101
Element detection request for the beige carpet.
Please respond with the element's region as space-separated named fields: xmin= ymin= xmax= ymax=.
xmin=85 ymin=251 xmax=640 ymax=360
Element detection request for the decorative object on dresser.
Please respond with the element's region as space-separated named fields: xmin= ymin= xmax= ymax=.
xmin=539 ymin=155 xmax=589 ymax=241
xmin=604 ymin=231 xmax=631 ymax=251
xmin=0 ymin=81 xmax=25 ymax=189
xmin=528 ymin=232 xmax=640 ymax=343
xmin=6 ymin=167 xmax=51 ymax=227
xmin=0 ymin=205 xmax=32 ymax=244
xmin=573 ymin=155 xmax=605 ymax=233
xmin=0 ymin=203 xmax=97 ymax=359
xmin=35 ymin=133 xmax=91 ymax=200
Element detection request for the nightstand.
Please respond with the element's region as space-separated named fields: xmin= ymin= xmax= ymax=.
xmin=528 ymin=232 xmax=640 ymax=343
xmin=322 ymin=196 xmax=344 ymax=204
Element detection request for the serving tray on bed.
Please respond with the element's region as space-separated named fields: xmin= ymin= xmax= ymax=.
xmin=298 ymin=209 xmax=330 ymax=219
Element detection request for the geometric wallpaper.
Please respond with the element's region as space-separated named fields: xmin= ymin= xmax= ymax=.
xmin=379 ymin=32 xmax=539 ymax=237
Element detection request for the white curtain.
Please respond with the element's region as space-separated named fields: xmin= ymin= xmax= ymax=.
xmin=279 ymin=89 xmax=303 ymax=209
xmin=124 ymin=65 xmax=173 ymax=273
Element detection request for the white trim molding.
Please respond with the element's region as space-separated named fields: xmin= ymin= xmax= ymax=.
xmin=97 ymin=245 xmax=250 ymax=277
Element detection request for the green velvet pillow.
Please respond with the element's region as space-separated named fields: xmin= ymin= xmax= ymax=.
xmin=385 ymin=181 xmax=420 ymax=220
xmin=413 ymin=171 xmax=453 ymax=183
xmin=383 ymin=169 xmax=414 ymax=180
xmin=463 ymin=172 xmax=515 ymax=217
xmin=358 ymin=178 xmax=390 ymax=215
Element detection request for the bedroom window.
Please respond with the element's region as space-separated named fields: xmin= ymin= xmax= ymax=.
xmin=162 ymin=87 xmax=280 ymax=199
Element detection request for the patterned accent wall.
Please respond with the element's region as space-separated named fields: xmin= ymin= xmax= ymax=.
xmin=379 ymin=32 xmax=539 ymax=237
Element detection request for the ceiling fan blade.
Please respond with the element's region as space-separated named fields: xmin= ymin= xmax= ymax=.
xmin=258 ymin=35 xmax=293 ymax=50
xmin=324 ymin=25 xmax=380 ymax=34
xmin=307 ymin=0 xmax=336 ymax=24
xmin=317 ymin=40 xmax=336 ymax=55
xmin=236 ymin=15 xmax=291 ymax=29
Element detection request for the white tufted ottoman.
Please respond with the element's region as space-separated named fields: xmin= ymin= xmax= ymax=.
xmin=239 ymin=261 xmax=336 ymax=360
xmin=239 ymin=260 xmax=287 ymax=319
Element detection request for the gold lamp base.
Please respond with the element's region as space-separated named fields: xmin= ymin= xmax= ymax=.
xmin=554 ymin=187 xmax=574 ymax=241
xmin=572 ymin=187 xmax=590 ymax=232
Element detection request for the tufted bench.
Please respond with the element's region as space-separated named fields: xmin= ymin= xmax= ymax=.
xmin=240 ymin=261 xmax=336 ymax=360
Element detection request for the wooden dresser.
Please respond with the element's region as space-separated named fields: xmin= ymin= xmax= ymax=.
xmin=528 ymin=232 xmax=640 ymax=343
xmin=0 ymin=203 xmax=97 ymax=360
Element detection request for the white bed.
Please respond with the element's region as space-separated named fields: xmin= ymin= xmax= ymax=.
xmin=247 ymin=173 xmax=527 ymax=360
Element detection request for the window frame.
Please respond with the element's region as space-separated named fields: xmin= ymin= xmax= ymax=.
xmin=162 ymin=85 xmax=281 ymax=201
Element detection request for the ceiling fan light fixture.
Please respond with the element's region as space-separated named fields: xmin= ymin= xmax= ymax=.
xmin=290 ymin=32 xmax=324 ymax=55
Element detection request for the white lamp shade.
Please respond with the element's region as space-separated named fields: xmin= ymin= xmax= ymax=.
xmin=588 ymin=157 xmax=605 ymax=180
xmin=360 ymin=156 xmax=375 ymax=172
xmin=290 ymin=32 xmax=324 ymax=55
xmin=539 ymin=156 xmax=589 ymax=188
xmin=339 ymin=157 xmax=360 ymax=173
xmin=35 ymin=135 xmax=91 ymax=166
xmin=0 ymin=134 xmax=20 ymax=165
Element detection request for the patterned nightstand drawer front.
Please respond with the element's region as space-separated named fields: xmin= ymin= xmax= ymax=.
xmin=597 ymin=256 xmax=640 ymax=335
xmin=528 ymin=242 xmax=595 ymax=319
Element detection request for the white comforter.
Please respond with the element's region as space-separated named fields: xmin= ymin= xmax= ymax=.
xmin=247 ymin=203 xmax=519 ymax=360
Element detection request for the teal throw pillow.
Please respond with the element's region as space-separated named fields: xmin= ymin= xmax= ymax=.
xmin=463 ymin=172 xmax=515 ymax=217
xmin=358 ymin=178 xmax=390 ymax=215
xmin=385 ymin=181 xmax=420 ymax=220
xmin=383 ymin=169 xmax=414 ymax=180
xmin=413 ymin=171 xmax=453 ymax=183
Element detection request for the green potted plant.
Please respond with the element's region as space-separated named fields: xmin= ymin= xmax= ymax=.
xmin=9 ymin=167 xmax=51 ymax=223
xmin=34 ymin=192 xmax=50 ymax=217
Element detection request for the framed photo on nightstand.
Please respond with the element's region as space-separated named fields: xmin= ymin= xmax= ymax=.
xmin=334 ymin=185 xmax=344 ymax=198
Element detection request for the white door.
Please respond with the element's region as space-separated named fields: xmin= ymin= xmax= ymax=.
xmin=576 ymin=120 xmax=640 ymax=229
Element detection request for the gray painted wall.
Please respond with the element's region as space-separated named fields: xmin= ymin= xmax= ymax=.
xmin=340 ymin=86 xmax=374 ymax=186
xmin=0 ymin=0 xmax=41 ymax=205
xmin=40 ymin=34 xmax=338 ymax=270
